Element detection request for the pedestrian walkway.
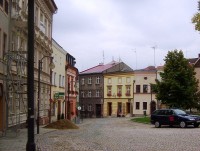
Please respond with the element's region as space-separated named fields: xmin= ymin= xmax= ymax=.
xmin=0 ymin=126 xmax=57 ymax=151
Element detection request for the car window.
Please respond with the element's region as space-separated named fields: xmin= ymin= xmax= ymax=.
xmin=174 ymin=109 xmax=187 ymax=115
xmin=152 ymin=110 xmax=159 ymax=115
xmin=166 ymin=110 xmax=173 ymax=115
xmin=158 ymin=110 xmax=166 ymax=115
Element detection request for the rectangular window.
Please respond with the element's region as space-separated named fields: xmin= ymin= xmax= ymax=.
xmin=45 ymin=19 xmax=47 ymax=35
xmin=96 ymin=90 xmax=100 ymax=97
xmin=3 ymin=33 xmax=7 ymax=57
xmin=108 ymin=78 xmax=111 ymax=84
xmin=126 ymin=85 xmax=131 ymax=96
xmin=126 ymin=77 xmax=130 ymax=83
xmin=136 ymin=102 xmax=140 ymax=110
xmin=62 ymin=76 xmax=64 ymax=87
xmin=117 ymin=86 xmax=122 ymax=96
xmin=107 ymin=86 xmax=112 ymax=96
xmin=40 ymin=12 xmax=45 ymax=33
xmin=118 ymin=78 xmax=122 ymax=84
xmin=59 ymin=75 xmax=61 ymax=87
xmin=143 ymin=85 xmax=148 ymax=93
xmin=48 ymin=23 xmax=51 ymax=39
xmin=81 ymin=91 xmax=85 ymax=98
xmin=35 ymin=7 xmax=39 ymax=26
xmin=96 ymin=77 xmax=100 ymax=84
xmin=143 ymin=102 xmax=147 ymax=110
xmin=88 ymin=104 xmax=92 ymax=111
xmin=81 ymin=78 xmax=85 ymax=85
xmin=88 ymin=91 xmax=91 ymax=97
xmin=88 ymin=77 xmax=92 ymax=84
xmin=136 ymin=85 xmax=140 ymax=93
xmin=5 ymin=0 xmax=8 ymax=14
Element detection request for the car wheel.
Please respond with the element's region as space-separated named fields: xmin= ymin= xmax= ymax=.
xmin=180 ymin=121 xmax=187 ymax=128
xmin=194 ymin=123 xmax=199 ymax=128
xmin=155 ymin=121 xmax=161 ymax=128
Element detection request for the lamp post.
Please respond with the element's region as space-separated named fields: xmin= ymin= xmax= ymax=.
xmin=37 ymin=56 xmax=55 ymax=134
xmin=26 ymin=1 xmax=36 ymax=150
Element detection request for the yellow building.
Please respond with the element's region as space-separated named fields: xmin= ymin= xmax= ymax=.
xmin=51 ymin=39 xmax=67 ymax=122
xmin=103 ymin=62 xmax=134 ymax=117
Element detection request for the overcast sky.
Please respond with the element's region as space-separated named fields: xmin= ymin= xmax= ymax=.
xmin=52 ymin=0 xmax=200 ymax=71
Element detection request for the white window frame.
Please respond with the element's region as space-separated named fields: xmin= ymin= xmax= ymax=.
xmin=88 ymin=91 xmax=91 ymax=97
xmin=96 ymin=90 xmax=100 ymax=97
xmin=88 ymin=77 xmax=92 ymax=84
xmin=81 ymin=78 xmax=85 ymax=85
xmin=96 ymin=77 xmax=100 ymax=84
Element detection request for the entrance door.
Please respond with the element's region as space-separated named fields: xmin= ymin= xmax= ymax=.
xmin=96 ymin=104 xmax=101 ymax=118
xmin=57 ymin=101 xmax=61 ymax=120
xmin=150 ymin=101 xmax=156 ymax=114
xmin=126 ymin=102 xmax=130 ymax=114
xmin=108 ymin=102 xmax=112 ymax=116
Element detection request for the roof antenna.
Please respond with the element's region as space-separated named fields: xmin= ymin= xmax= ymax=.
xmin=103 ymin=50 xmax=105 ymax=64
xmin=151 ymin=45 xmax=157 ymax=67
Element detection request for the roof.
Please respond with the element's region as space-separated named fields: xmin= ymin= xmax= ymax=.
xmin=134 ymin=66 xmax=156 ymax=72
xmin=80 ymin=61 xmax=120 ymax=74
xmin=188 ymin=58 xmax=198 ymax=64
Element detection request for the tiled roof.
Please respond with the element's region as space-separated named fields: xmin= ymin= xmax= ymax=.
xmin=80 ymin=61 xmax=119 ymax=74
xmin=134 ymin=66 xmax=156 ymax=72
xmin=188 ymin=58 xmax=198 ymax=64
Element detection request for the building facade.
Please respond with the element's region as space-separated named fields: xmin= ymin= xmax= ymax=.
xmin=133 ymin=66 xmax=157 ymax=116
xmin=51 ymin=39 xmax=66 ymax=122
xmin=103 ymin=62 xmax=134 ymax=117
xmin=0 ymin=0 xmax=9 ymax=133
xmin=0 ymin=0 xmax=57 ymax=134
xmin=66 ymin=53 xmax=78 ymax=121
xmin=79 ymin=61 xmax=122 ymax=118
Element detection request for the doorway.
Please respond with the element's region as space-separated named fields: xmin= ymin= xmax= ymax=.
xmin=126 ymin=102 xmax=130 ymax=114
xmin=108 ymin=102 xmax=112 ymax=116
xmin=150 ymin=101 xmax=156 ymax=114
xmin=96 ymin=104 xmax=101 ymax=118
xmin=57 ymin=100 xmax=61 ymax=120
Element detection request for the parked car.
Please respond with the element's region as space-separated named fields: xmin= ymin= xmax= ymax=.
xmin=151 ymin=109 xmax=200 ymax=128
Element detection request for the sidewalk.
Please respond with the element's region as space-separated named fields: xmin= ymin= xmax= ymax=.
xmin=0 ymin=126 xmax=57 ymax=151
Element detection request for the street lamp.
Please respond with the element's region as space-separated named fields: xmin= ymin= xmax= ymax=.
xmin=26 ymin=1 xmax=36 ymax=150
xmin=37 ymin=56 xmax=55 ymax=134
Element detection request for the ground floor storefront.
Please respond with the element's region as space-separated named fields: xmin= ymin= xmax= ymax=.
xmin=103 ymin=98 xmax=132 ymax=117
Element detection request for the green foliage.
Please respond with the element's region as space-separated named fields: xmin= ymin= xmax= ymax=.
xmin=192 ymin=1 xmax=200 ymax=31
xmin=192 ymin=13 xmax=200 ymax=31
xmin=131 ymin=117 xmax=150 ymax=124
xmin=156 ymin=50 xmax=200 ymax=109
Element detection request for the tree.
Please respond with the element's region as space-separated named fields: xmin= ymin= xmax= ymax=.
xmin=192 ymin=1 xmax=200 ymax=31
xmin=156 ymin=50 xmax=200 ymax=109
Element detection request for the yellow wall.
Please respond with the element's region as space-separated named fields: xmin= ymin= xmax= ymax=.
xmin=103 ymin=72 xmax=134 ymax=117
xmin=51 ymin=40 xmax=67 ymax=122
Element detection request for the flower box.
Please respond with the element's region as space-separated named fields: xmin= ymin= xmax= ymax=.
xmin=117 ymin=93 xmax=122 ymax=97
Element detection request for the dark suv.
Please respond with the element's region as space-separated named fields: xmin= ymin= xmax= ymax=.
xmin=151 ymin=109 xmax=200 ymax=128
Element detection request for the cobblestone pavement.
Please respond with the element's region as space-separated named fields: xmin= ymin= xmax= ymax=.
xmin=1 ymin=117 xmax=200 ymax=151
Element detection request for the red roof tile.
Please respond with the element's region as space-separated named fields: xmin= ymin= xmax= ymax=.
xmin=80 ymin=61 xmax=119 ymax=74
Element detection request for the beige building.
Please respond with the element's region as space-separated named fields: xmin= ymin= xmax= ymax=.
xmin=51 ymin=39 xmax=66 ymax=122
xmin=0 ymin=0 xmax=57 ymax=134
xmin=133 ymin=66 xmax=157 ymax=116
xmin=0 ymin=0 xmax=9 ymax=133
xmin=34 ymin=0 xmax=57 ymax=125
